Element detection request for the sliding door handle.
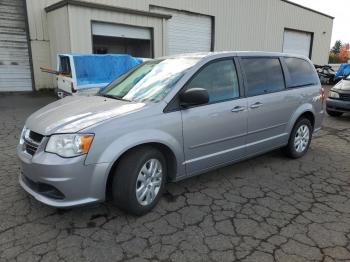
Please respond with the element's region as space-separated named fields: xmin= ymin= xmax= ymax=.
xmin=250 ymin=102 xmax=263 ymax=109
xmin=231 ymin=106 xmax=245 ymax=113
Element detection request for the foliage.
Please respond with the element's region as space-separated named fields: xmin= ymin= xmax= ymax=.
xmin=328 ymin=52 xmax=338 ymax=64
xmin=329 ymin=41 xmax=349 ymax=64
xmin=331 ymin=40 xmax=342 ymax=54
xmin=339 ymin=45 xmax=349 ymax=63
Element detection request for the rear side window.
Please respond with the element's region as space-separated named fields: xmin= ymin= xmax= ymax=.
xmin=241 ymin=58 xmax=285 ymax=97
xmin=59 ymin=56 xmax=71 ymax=76
xmin=284 ymin=58 xmax=318 ymax=87
xmin=186 ymin=59 xmax=239 ymax=103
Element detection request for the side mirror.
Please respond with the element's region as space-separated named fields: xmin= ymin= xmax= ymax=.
xmin=179 ymin=88 xmax=209 ymax=108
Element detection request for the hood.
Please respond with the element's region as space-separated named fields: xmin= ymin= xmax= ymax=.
xmin=26 ymin=95 xmax=146 ymax=135
xmin=333 ymin=80 xmax=350 ymax=91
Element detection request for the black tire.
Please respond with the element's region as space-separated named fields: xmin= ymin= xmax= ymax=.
xmin=283 ymin=118 xmax=313 ymax=159
xmin=326 ymin=109 xmax=343 ymax=117
xmin=111 ymin=146 xmax=166 ymax=216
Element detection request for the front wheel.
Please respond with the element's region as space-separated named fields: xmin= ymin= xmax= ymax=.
xmin=111 ymin=147 xmax=166 ymax=216
xmin=283 ymin=118 xmax=312 ymax=159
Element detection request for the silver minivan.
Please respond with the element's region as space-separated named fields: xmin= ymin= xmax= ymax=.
xmin=17 ymin=52 xmax=325 ymax=215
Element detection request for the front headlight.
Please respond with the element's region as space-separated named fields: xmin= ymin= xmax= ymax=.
xmin=328 ymin=90 xmax=340 ymax=99
xmin=19 ymin=126 xmax=27 ymax=145
xmin=46 ymin=134 xmax=94 ymax=158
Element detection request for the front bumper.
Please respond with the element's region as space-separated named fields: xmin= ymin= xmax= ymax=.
xmin=17 ymin=144 xmax=109 ymax=208
xmin=326 ymin=98 xmax=350 ymax=113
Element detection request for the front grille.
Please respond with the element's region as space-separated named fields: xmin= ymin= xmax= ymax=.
xmin=340 ymin=93 xmax=350 ymax=101
xmin=28 ymin=131 xmax=44 ymax=144
xmin=23 ymin=130 xmax=44 ymax=156
xmin=24 ymin=141 xmax=38 ymax=155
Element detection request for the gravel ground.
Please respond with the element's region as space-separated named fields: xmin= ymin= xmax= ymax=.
xmin=0 ymin=92 xmax=349 ymax=262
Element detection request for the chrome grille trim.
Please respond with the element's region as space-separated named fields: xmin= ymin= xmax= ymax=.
xmin=22 ymin=130 xmax=44 ymax=156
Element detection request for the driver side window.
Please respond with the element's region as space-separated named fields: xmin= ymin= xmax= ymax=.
xmin=186 ymin=59 xmax=240 ymax=103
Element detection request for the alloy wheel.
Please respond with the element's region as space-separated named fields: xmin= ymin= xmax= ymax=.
xmin=135 ymin=158 xmax=163 ymax=206
xmin=294 ymin=124 xmax=310 ymax=153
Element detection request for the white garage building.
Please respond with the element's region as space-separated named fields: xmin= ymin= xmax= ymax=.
xmin=1 ymin=0 xmax=333 ymax=91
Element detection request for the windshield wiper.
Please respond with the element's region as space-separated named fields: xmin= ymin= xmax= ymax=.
xmin=98 ymin=93 xmax=130 ymax=102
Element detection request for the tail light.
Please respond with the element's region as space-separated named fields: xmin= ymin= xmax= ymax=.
xmin=320 ymin=87 xmax=325 ymax=103
xmin=71 ymin=83 xmax=77 ymax=93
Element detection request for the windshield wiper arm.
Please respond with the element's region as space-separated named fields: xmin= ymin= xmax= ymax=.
xmin=98 ymin=94 xmax=130 ymax=101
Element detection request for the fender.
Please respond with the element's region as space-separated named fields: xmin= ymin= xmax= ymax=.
xmin=286 ymin=103 xmax=315 ymax=135
xmin=85 ymin=128 xmax=186 ymax=179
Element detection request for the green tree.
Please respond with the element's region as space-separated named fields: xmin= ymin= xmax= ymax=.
xmin=331 ymin=40 xmax=342 ymax=54
xmin=328 ymin=51 xmax=339 ymax=63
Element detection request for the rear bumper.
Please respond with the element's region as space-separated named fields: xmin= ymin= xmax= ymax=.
xmin=17 ymin=145 xmax=109 ymax=208
xmin=326 ymin=98 xmax=350 ymax=112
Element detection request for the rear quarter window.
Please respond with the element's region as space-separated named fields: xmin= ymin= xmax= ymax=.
xmin=284 ymin=57 xmax=318 ymax=87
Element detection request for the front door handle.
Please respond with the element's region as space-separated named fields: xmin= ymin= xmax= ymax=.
xmin=250 ymin=102 xmax=263 ymax=109
xmin=231 ymin=106 xmax=245 ymax=113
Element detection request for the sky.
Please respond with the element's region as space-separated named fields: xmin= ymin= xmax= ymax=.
xmin=290 ymin=0 xmax=349 ymax=48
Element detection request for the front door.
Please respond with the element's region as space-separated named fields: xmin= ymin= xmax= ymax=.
xmin=181 ymin=59 xmax=248 ymax=175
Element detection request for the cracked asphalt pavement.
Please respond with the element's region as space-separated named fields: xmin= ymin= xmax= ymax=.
xmin=0 ymin=92 xmax=350 ymax=262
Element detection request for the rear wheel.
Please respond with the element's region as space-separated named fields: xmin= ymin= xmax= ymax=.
xmin=283 ymin=118 xmax=312 ymax=159
xmin=111 ymin=146 xmax=166 ymax=216
xmin=326 ymin=109 xmax=343 ymax=117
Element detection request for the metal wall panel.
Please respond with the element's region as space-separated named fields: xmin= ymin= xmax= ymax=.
xmin=47 ymin=6 xmax=71 ymax=73
xmin=26 ymin=0 xmax=334 ymax=89
xmin=67 ymin=5 xmax=164 ymax=58
xmin=0 ymin=0 xmax=32 ymax=91
xmin=28 ymin=0 xmax=333 ymax=63
xmin=26 ymin=0 xmax=50 ymax=41
xmin=30 ymin=40 xmax=53 ymax=89
xmin=275 ymin=0 xmax=333 ymax=64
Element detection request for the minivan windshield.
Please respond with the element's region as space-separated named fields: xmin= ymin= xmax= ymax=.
xmin=99 ymin=57 xmax=200 ymax=102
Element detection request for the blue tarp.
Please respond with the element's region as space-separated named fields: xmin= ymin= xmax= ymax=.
xmin=335 ymin=64 xmax=350 ymax=80
xmin=71 ymin=54 xmax=142 ymax=88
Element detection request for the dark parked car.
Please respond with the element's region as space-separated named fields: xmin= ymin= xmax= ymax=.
xmin=326 ymin=74 xmax=350 ymax=117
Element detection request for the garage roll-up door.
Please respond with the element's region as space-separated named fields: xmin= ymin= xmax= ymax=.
xmin=151 ymin=6 xmax=212 ymax=55
xmin=92 ymin=22 xmax=153 ymax=58
xmin=283 ymin=29 xmax=312 ymax=58
xmin=0 ymin=0 xmax=32 ymax=91
xmin=92 ymin=22 xmax=151 ymax=40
